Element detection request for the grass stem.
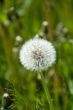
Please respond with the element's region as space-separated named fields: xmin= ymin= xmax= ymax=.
xmin=40 ymin=72 xmax=54 ymax=110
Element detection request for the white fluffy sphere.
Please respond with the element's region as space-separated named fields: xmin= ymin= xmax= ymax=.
xmin=19 ymin=38 xmax=56 ymax=71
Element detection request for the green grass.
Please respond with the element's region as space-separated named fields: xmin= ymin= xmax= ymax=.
xmin=0 ymin=0 xmax=73 ymax=110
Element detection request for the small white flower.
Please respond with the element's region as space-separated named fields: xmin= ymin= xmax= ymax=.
xmin=19 ymin=38 xmax=56 ymax=71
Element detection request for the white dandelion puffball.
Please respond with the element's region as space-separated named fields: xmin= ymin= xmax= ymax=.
xmin=19 ymin=38 xmax=56 ymax=71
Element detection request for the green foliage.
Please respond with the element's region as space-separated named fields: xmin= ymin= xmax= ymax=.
xmin=0 ymin=0 xmax=73 ymax=110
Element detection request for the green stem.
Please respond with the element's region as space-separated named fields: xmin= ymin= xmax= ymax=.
xmin=40 ymin=72 xmax=54 ymax=110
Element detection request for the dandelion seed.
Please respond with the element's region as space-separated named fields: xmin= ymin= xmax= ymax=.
xmin=19 ymin=38 xmax=56 ymax=71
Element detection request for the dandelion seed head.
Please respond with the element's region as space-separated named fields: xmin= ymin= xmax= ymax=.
xmin=16 ymin=35 xmax=23 ymax=42
xmin=19 ymin=38 xmax=56 ymax=71
xmin=1 ymin=107 xmax=4 ymax=110
xmin=3 ymin=93 xmax=9 ymax=98
xmin=42 ymin=21 xmax=48 ymax=27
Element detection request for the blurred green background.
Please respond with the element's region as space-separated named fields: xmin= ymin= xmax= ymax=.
xmin=0 ymin=0 xmax=73 ymax=110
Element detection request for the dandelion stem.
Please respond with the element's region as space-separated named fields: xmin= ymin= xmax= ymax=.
xmin=40 ymin=72 xmax=54 ymax=110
